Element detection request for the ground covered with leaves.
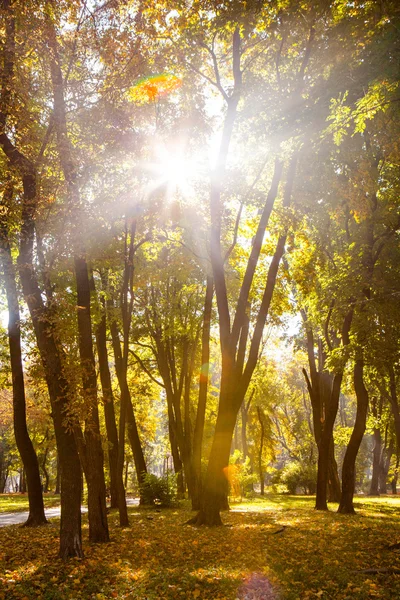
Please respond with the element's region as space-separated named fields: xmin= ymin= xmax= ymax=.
xmin=0 ymin=495 xmax=400 ymax=600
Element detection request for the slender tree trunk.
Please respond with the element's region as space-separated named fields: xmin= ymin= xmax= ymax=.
xmin=0 ymin=0 xmax=83 ymax=556
xmin=315 ymin=309 xmax=353 ymax=510
xmin=110 ymin=320 xmax=147 ymax=499
xmin=74 ymin=257 xmax=109 ymax=543
xmin=0 ymin=212 xmax=46 ymax=526
xmin=302 ymin=323 xmax=341 ymax=505
xmin=95 ymin=298 xmax=128 ymax=525
xmin=191 ymin=277 xmax=213 ymax=510
xmin=388 ymin=365 xmax=400 ymax=451
xmin=338 ymin=358 xmax=369 ymax=514
xmin=391 ymin=454 xmax=399 ymax=495
xmin=370 ymin=427 xmax=382 ymax=495
xmin=257 ymin=406 xmax=265 ymax=495
xmin=46 ymin=16 xmax=109 ymax=545
xmin=41 ymin=449 xmax=50 ymax=493
xmin=379 ymin=438 xmax=393 ymax=495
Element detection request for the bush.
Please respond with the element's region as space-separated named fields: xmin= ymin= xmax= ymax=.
xmin=139 ymin=473 xmax=178 ymax=507
xmin=281 ymin=462 xmax=317 ymax=495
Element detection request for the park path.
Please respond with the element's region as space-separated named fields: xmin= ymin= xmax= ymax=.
xmin=0 ymin=498 xmax=139 ymax=527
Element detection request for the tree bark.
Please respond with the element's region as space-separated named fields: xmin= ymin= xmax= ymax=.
xmin=370 ymin=426 xmax=382 ymax=495
xmin=0 ymin=201 xmax=47 ymax=527
xmin=257 ymin=406 xmax=265 ymax=495
xmin=338 ymin=358 xmax=369 ymax=514
xmin=315 ymin=309 xmax=353 ymax=510
xmin=74 ymin=257 xmax=109 ymax=543
xmin=95 ymin=284 xmax=128 ymax=525
xmin=96 ymin=312 xmax=119 ymax=508
xmin=191 ymin=277 xmax=213 ymax=510
xmin=379 ymin=437 xmax=393 ymax=495
xmin=110 ymin=319 xmax=148 ymax=497
xmin=54 ymin=453 xmax=60 ymax=494
xmin=0 ymin=122 xmax=83 ymax=557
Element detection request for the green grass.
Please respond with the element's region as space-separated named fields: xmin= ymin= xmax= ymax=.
xmin=0 ymin=493 xmax=60 ymax=513
xmin=0 ymin=494 xmax=400 ymax=599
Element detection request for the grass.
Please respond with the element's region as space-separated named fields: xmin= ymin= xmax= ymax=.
xmin=0 ymin=493 xmax=61 ymax=513
xmin=0 ymin=494 xmax=399 ymax=599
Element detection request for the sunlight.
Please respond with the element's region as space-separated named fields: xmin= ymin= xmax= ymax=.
xmin=143 ymin=143 xmax=196 ymax=202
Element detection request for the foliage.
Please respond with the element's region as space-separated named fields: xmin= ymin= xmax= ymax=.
xmin=139 ymin=473 xmax=178 ymax=508
xmin=280 ymin=461 xmax=317 ymax=495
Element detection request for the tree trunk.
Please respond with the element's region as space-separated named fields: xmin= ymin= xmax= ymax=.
xmin=95 ymin=296 xmax=128 ymax=525
xmin=391 ymin=455 xmax=399 ymax=494
xmin=46 ymin=15 xmax=109 ymax=545
xmin=1 ymin=0 xmax=83 ymax=556
xmin=96 ymin=314 xmax=119 ymax=508
xmin=388 ymin=365 xmax=400 ymax=452
xmin=20 ymin=469 xmax=26 ymax=494
xmin=327 ymin=440 xmax=341 ymax=502
xmin=191 ymin=277 xmax=213 ymax=510
xmin=74 ymin=257 xmax=109 ymax=543
xmin=379 ymin=438 xmax=393 ymax=495
xmin=315 ymin=309 xmax=353 ymax=511
xmin=194 ymin=401 xmax=237 ymax=526
xmin=41 ymin=449 xmax=50 ymax=493
xmin=257 ymin=406 xmax=265 ymax=495
xmin=55 ymin=454 xmax=60 ymax=494
xmin=338 ymin=358 xmax=369 ymax=514
xmin=110 ymin=320 xmax=147 ymax=498
xmin=302 ymin=335 xmax=341 ymax=504
xmin=370 ymin=427 xmax=382 ymax=495
xmin=0 ymin=217 xmax=46 ymax=525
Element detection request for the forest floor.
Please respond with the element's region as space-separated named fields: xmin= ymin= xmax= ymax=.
xmin=0 ymin=494 xmax=400 ymax=600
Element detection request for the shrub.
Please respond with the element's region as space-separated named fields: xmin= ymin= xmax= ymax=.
xmin=139 ymin=473 xmax=178 ymax=507
xmin=281 ymin=462 xmax=317 ymax=495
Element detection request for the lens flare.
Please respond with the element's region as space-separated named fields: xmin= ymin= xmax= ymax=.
xmin=128 ymin=73 xmax=182 ymax=104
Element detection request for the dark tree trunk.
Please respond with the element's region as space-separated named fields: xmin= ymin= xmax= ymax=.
xmin=0 ymin=0 xmax=83 ymax=557
xmin=41 ymin=449 xmax=50 ymax=493
xmin=327 ymin=441 xmax=341 ymax=502
xmin=302 ymin=324 xmax=342 ymax=506
xmin=110 ymin=320 xmax=147 ymax=498
xmin=191 ymin=277 xmax=213 ymax=510
xmin=257 ymin=406 xmax=265 ymax=495
xmin=0 ymin=202 xmax=47 ymax=526
xmin=391 ymin=455 xmax=399 ymax=495
xmin=338 ymin=358 xmax=369 ymax=514
xmin=241 ymin=405 xmax=248 ymax=459
xmin=46 ymin=14 xmax=109 ymax=545
xmin=379 ymin=438 xmax=393 ymax=495
xmin=74 ymin=257 xmax=109 ymax=543
xmin=196 ymin=403 xmax=237 ymax=526
xmin=95 ymin=293 xmax=128 ymax=525
xmin=370 ymin=427 xmax=382 ymax=495
xmin=55 ymin=454 xmax=60 ymax=494
xmin=20 ymin=469 xmax=26 ymax=494
xmin=96 ymin=314 xmax=119 ymax=508
xmin=315 ymin=309 xmax=353 ymax=511
xmin=388 ymin=365 xmax=400 ymax=452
